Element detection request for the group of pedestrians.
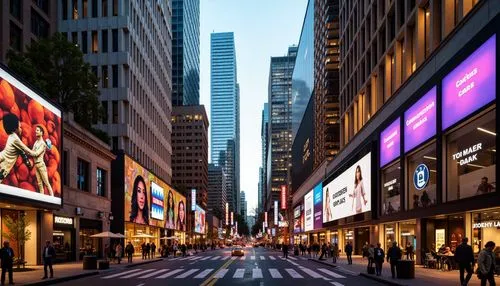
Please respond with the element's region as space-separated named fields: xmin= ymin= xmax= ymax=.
xmin=140 ymin=242 xmax=156 ymax=260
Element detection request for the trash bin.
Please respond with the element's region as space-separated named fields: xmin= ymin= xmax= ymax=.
xmin=98 ymin=260 xmax=110 ymax=270
xmin=82 ymin=255 xmax=98 ymax=270
xmin=396 ymin=259 xmax=415 ymax=279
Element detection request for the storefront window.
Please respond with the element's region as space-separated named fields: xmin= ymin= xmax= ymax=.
xmin=344 ymin=229 xmax=354 ymax=246
xmin=407 ymin=142 xmax=437 ymax=210
xmin=385 ymin=224 xmax=396 ymax=251
xmin=472 ymin=208 xmax=500 ymax=253
xmin=382 ymin=162 xmax=401 ymax=215
xmin=125 ymin=222 xmax=160 ymax=255
xmin=399 ymin=221 xmax=417 ymax=257
xmin=446 ymin=109 xmax=496 ymax=201
xmin=79 ymin=228 xmax=99 ymax=259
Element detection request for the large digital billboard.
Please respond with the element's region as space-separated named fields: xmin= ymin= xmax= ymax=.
xmin=0 ymin=67 xmax=62 ymax=206
xmin=293 ymin=205 xmax=303 ymax=233
xmin=442 ymin=34 xmax=496 ymax=130
xmin=323 ymin=153 xmax=372 ymax=223
xmin=380 ymin=118 xmax=400 ymax=167
xmin=124 ymin=156 xmax=186 ymax=230
xmin=194 ymin=204 xmax=206 ymax=234
xmin=313 ymin=183 xmax=323 ymax=229
xmin=304 ymin=190 xmax=313 ymax=231
xmin=404 ymin=87 xmax=437 ymax=152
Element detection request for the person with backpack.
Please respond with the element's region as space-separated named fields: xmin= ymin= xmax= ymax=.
xmin=387 ymin=241 xmax=402 ymax=278
xmin=373 ymin=243 xmax=385 ymax=276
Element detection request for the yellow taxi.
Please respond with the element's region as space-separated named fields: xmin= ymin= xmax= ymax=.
xmin=231 ymin=247 xmax=244 ymax=256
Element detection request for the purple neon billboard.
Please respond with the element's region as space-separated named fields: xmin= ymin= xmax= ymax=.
xmin=380 ymin=118 xmax=400 ymax=167
xmin=442 ymin=34 xmax=496 ymax=130
xmin=404 ymin=87 xmax=437 ymax=153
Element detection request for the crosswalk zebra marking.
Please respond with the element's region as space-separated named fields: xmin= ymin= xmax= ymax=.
xmin=285 ymin=268 xmax=303 ymax=278
xmin=318 ymin=268 xmax=346 ymax=279
xmin=121 ymin=269 xmax=156 ymax=278
xmin=299 ymin=267 xmax=325 ymax=279
xmin=269 ymin=268 xmax=283 ymax=278
xmin=233 ymin=268 xmax=245 ymax=278
xmin=155 ymin=269 xmax=183 ymax=278
xmin=239 ymin=256 xmax=246 ymax=260
xmin=289 ymin=256 xmax=298 ymax=260
xmin=211 ymin=256 xmax=221 ymax=260
xmin=138 ymin=269 xmax=169 ymax=278
xmin=231 ymin=257 xmax=237 ymax=260
xmin=221 ymin=256 xmax=230 ymax=260
xmin=251 ymin=256 xmax=256 ymax=260
xmin=269 ymin=256 xmax=276 ymax=260
xmin=102 ymin=269 xmax=142 ymax=279
xmin=213 ymin=269 xmax=229 ymax=278
xmin=194 ymin=269 xmax=213 ymax=278
xmin=330 ymin=282 xmax=344 ymax=286
xmin=174 ymin=269 xmax=199 ymax=279
xmin=200 ymin=256 xmax=212 ymax=261
xmin=260 ymin=256 xmax=265 ymax=260
xmin=252 ymin=268 xmax=263 ymax=279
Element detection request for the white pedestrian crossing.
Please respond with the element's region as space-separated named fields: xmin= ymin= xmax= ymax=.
xmin=211 ymin=256 xmax=221 ymax=260
xmin=200 ymin=256 xmax=212 ymax=261
xmin=239 ymin=256 xmax=246 ymax=260
xmin=175 ymin=269 xmax=199 ymax=279
xmin=231 ymin=257 xmax=237 ymax=260
xmin=221 ymin=256 xmax=230 ymax=260
xmin=299 ymin=267 xmax=325 ymax=279
xmin=102 ymin=269 xmax=142 ymax=279
xmin=269 ymin=255 xmax=276 ymax=260
xmin=194 ymin=269 xmax=213 ymax=278
xmin=260 ymin=256 xmax=266 ymax=260
xmin=252 ymin=268 xmax=263 ymax=278
xmin=318 ymin=268 xmax=345 ymax=278
xmin=155 ymin=269 xmax=183 ymax=278
xmin=138 ymin=269 xmax=169 ymax=278
xmin=213 ymin=269 xmax=229 ymax=278
xmin=289 ymin=256 xmax=298 ymax=260
xmin=251 ymin=255 xmax=256 ymax=260
xmin=121 ymin=269 xmax=156 ymax=278
xmin=285 ymin=268 xmax=303 ymax=278
xmin=233 ymin=268 xmax=245 ymax=278
xmin=330 ymin=282 xmax=344 ymax=286
xmin=269 ymin=268 xmax=283 ymax=278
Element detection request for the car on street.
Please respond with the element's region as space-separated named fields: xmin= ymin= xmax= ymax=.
xmin=231 ymin=247 xmax=244 ymax=256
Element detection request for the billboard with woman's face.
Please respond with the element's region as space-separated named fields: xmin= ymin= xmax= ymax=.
xmin=124 ymin=156 xmax=186 ymax=230
xmin=0 ymin=67 xmax=62 ymax=206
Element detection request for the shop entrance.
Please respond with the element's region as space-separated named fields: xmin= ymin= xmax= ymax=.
xmin=355 ymin=227 xmax=370 ymax=255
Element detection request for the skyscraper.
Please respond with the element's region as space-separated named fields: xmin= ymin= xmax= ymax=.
xmin=208 ymin=163 xmax=227 ymax=218
xmin=240 ymin=191 xmax=247 ymax=222
xmin=266 ymin=46 xmax=297 ymax=211
xmin=172 ymin=0 xmax=200 ymax=106
xmin=258 ymin=103 xmax=269 ymax=212
xmin=210 ymin=32 xmax=240 ymax=212
xmin=59 ymin=1 xmax=173 ymax=182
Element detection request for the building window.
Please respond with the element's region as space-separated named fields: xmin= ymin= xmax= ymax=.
xmin=61 ymin=0 xmax=68 ymax=20
xmin=472 ymin=208 xmax=500 ymax=253
xmin=112 ymin=65 xmax=118 ymax=87
xmin=112 ymin=0 xmax=118 ymax=16
xmin=9 ymin=22 xmax=22 ymax=51
xmin=424 ymin=4 xmax=431 ymax=58
xmin=96 ymin=168 xmax=106 ymax=197
xmin=101 ymin=30 xmax=108 ymax=52
xmin=72 ymin=32 xmax=78 ymax=46
xmin=91 ymin=31 xmax=98 ymax=53
xmin=83 ymin=0 xmax=88 ymax=18
xmin=112 ymin=100 xmax=118 ymax=123
xmin=10 ymin=0 xmax=22 ymax=20
xmin=77 ymin=158 xmax=89 ymax=191
xmin=34 ymin=0 xmax=49 ymax=14
xmin=406 ymin=142 xmax=437 ymax=210
xmin=102 ymin=0 xmax=108 ymax=17
xmin=72 ymin=0 xmax=78 ymax=19
xmin=446 ymin=109 xmax=496 ymax=201
xmin=82 ymin=31 xmax=87 ymax=53
xmin=102 ymin=65 xmax=108 ymax=88
xmin=112 ymin=29 xmax=118 ymax=52
xmin=381 ymin=161 xmax=401 ymax=215
xmin=31 ymin=8 xmax=49 ymax=38
xmin=112 ymin=137 xmax=118 ymax=150
xmin=63 ymin=150 xmax=68 ymax=186
xmin=91 ymin=0 xmax=97 ymax=17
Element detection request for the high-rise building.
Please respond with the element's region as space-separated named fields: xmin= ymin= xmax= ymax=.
xmin=58 ymin=1 xmax=173 ymax=182
xmin=210 ymin=32 xmax=240 ymax=212
xmin=266 ymin=46 xmax=297 ymax=211
xmin=172 ymin=0 xmax=200 ymax=106
xmin=240 ymin=191 xmax=247 ymax=221
xmin=258 ymin=103 xmax=269 ymax=212
xmin=208 ymin=163 xmax=227 ymax=218
xmin=0 ymin=0 xmax=57 ymax=63
xmin=171 ymin=105 xmax=209 ymax=209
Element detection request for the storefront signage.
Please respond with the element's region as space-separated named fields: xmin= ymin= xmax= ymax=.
xmin=442 ymin=35 xmax=496 ymax=130
xmin=452 ymin=143 xmax=482 ymax=166
xmin=278 ymin=221 xmax=289 ymax=227
xmin=413 ymin=164 xmax=430 ymax=190
xmin=385 ymin=227 xmax=394 ymax=235
xmin=435 ymin=229 xmax=445 ymax=251
xmin=294 ymin=205 xmax=301 ymax=218
xmin=281 ymin=185 xmax=287 ymax=210
xmin=323 ymin=153 xmax=372 ymax=223
xmin=264 ymin=211 xmax=268 ymax=226
xmin=225 ymin=202 xmax=229 ymax=225
xmin=303 ymin=138 xmax=311 ymax=163
xmin=384 ymin=179 xmax=397 ymax=190
xmin=191 ymin=189 xmax=196 ymax=211
xmin=380 ymin=118 xmax=401 ymax=167
xmin=150 ymin=182 xmax=164 ymax=220
xmin=404 ymin=87 xmax=437 ymax=152
xmin=473 ymin=221 xmax=500 ymax=228
xmin=313 ymin=183 xmax=323 ymax=229
xmin=304 ymin=190 xmax=314 ymax=231
xmin=54 ymin=216 xmax=73 ymax=225
xmin=274 ymin=200 xmax=278 ymax=225
xmin=231 ymin=211 xmax=234 ymax=226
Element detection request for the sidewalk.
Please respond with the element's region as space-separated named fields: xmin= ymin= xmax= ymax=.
xmin=16 ymin=257 xmax=162 ymax=286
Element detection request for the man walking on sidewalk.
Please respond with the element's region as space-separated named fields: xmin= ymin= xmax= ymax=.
xmin=387 ymin=241 xmax=402 ymax=279
xmin=125 ymin=242 xmax=134 ymax=263
xmin=455 ymin=237 xmax=474 ymax=286
xmin=42 ymin=240 xmax=56 ymax=279
xmin=1 ymin=241 xmax=14 ymax=285
xmin=283 ymin=243 xmax=289 ymax=259
xmin=319 ymin=242 xmax=327 ymax=260
xmin=344 ymin=242 xmax=353 ymax=265
xmin=151 ymin=242 xmax=156 ymax=258
xmin=374 ymin=243 xmax=385 ymax=276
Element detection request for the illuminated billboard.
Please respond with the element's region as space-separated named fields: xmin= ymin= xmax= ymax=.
xmin=194 ymin=204 xmax=206 ymax=234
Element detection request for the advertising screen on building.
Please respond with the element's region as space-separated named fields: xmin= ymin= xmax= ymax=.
xmin=442 ymin=35 xmax=496 ymax=130
xmin=0 ymin=67 xmax=62 ymax=206
xmin=194 ymin=204 xmax=206 ymax=234
xmin=380 ymin=118 xmax=401 ymax=167
xmin=323 ymin=153 xmax=372 ymax=223
xmin=124 ymin=156 xmax=186 ymax=230
xmin=293 ymin=205 xmax=303 ymax=233
xmin=404 ymin=87 xmax=437 ymax=153
xmin=313 ymin=183 xmax=323 ymax=229
xmin=304 ymin=190 xmax=314 ymax=231
xmin=150 ymin=182 xmax=164 ymax=220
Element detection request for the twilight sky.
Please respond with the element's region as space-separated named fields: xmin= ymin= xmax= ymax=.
xmin=199 ymin=0 xmax=308 ymax=215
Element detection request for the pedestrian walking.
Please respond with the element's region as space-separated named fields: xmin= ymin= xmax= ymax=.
xmin=373 ymin=243 xmax=385 ymax=276
xmin=345 ymin=242 xmax=353 ymax=265
xmin=387 ymin=241 xmax=402 ymax=279
xmin=455 ymin=238 xmax=474 ymax=286
xmin=319 ymin=243 xmax=327 ymax=260
xmin=307 ymin=244 xmax=312 ymax=257
xmin=477 ymin=241 xmax=496 ymax=286
xmin=332 ymin=243 xmax=339 ymax=264
xmin=141 ymin=242 xmax=146 ymax=259
xmin=362 ymin=242 xmax=369 ymax=259
xmin=125 ymin=242 xmax=134 ymax=263
xmin=41 ymin=240 xmax=55 ymax=279
xmin=173 ymin=243 xmax=178 ymax=257
xmin=151 ymin=242 xmax=156 ymax=258
xmin=283 ymin=243 xmax=289 ymax=259
xmin=115 ymin=243 xmax=123 ymax=264
xmin=368 ymin=244 xmax=375 ymax=268
xmin=146 ymin=243 xmax=151 ymax=259
xmin=181 ymin=244 xmax=187 ymax=257
xmin=0 ymin=241 xmax=14 ymax=285
xmin=405 ymin=242 xmax=414 ymax=260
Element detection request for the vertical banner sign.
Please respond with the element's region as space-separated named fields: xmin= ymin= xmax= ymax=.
xmin=231 ymin=212 xmax=234 ymax=226
xmin=235 ymin=221 xmax=238 ymax=234
xmin=225 ymin=202 xmax=229 ymax=225
xmin=262 ymin=222 xmax=265 ymax=231
xmin=264 ymin=211 xmax=268 ymax=225
xmin=274 ymin=200 xmax=278 ymax=225
xmin=191 ymin=189 xmax=196 ymax=211
xmin=281 ymin=185 xmax=287 ymax=210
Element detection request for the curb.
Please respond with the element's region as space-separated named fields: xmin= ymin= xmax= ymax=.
xmin=124 ymin=258 xmax=163 ymax=268
xmin=307 ymin=258 xmax=338 ymax=268
xmin=359 ymin=273 xmax=408 ymax=286
xmin=24 ymin=271 xmax=99 ymax=286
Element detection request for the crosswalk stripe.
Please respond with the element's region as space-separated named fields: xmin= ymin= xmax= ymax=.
xmin=269 ymin=256 xmax=276 ymax=260
xmin=221 ymin=256 xmax=230 ymax=260
xmin=289 ymin=256 xmax=298 ymax=260
xmin=233 ymin=268 xmax=245 ymax=278
xmin=155 ymin=269 xmax=183 ymax=278
xmin=299 ymin=267 xmax=324 ymax=279
xmin=251 ymin=256 xmax=256 ymax=260
xmin=200 ymin=256 xmax=212 ymax=261
xmin=211 ymin=256 xmax=220 ymax=260
xmin=239 ymin=256 xmax=246 ymax=260
xmin=231 ymin=257 xmax=237 ymax=260
xmin=174 ymin=269 xmax=199 ymax=279
xmin=138 ymin=269 xmax=169 ymax=278
xmin=269 ymin=268 xmax=282 ymax=278
xmin=120 ymin=269 xmax=156 ymax=278
xmin=330 ymin=282 xmax=344 ymax=286
xmin=102 ymin=269 xmax=142 ymax=279
xmin=194 ymin=269 xmax=213 ymax=278
xmin=213 ymin=269 xmax=229 ymax=278
xmin=260 ymin=256 xmax=265 ymax=260
xmin=252 ymin=268 xmax=263 ymax=279
xmin=318 ymin=268 xmax=346 ymax=278
xmin=285 ymin=268 xmax=303 ymax=278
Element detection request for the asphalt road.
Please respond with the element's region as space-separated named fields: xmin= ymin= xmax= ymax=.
xmin=60 ymin=247 xmax=383 ymax=286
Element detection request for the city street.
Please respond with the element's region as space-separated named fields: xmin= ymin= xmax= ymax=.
xmin=59 ymin=247 xmax=381 ymax=286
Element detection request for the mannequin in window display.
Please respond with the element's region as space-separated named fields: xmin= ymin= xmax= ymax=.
xmin=32 ymin=125 xmax=54 ymax=196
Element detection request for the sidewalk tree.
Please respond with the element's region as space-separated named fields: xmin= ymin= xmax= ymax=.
xmin=1 ymin=214 xmax=31 ymax=268
xmin=7 ymin=32 xmax=106 ymax=141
